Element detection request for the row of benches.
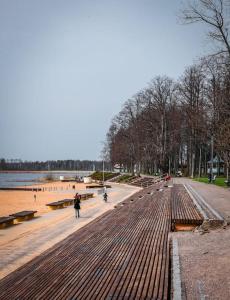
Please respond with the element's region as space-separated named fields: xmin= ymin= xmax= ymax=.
xmin=45 ymin=193 xmax=94 ymax=210
xmin=0 ymin=211 xmax=37 ymax=229
xmin=0 ymin=193 xmax=94 ymax=229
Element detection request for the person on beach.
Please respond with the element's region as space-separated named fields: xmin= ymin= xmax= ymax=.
xmin=74 ymin=193 xmax=81 ymax=218
xmin=34 ymin=194 xmax=36 ymax=202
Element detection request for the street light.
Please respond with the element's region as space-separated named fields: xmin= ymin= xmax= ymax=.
xmin=102 ymin=160 xmax=105 ymax=185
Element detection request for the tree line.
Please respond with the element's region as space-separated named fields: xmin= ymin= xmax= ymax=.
xmin=0 ymin=159 xmax=111 ymax=172
xmin=104 ymin=0 xmax=230 ymax=179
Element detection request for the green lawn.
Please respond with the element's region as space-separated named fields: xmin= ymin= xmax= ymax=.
xmin=90 ymin=171 xmax=119 ymax=181
xmin=194 ymin=176 xmax=228 ymax=187
xmin=116 ymin=174 xmax=136 ymax=183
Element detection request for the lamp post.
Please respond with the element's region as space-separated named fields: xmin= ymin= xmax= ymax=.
xmin=210 ymin=134 xmax=214 ymax=180
xmin=102 ymin=160 xmax=105 ymax=185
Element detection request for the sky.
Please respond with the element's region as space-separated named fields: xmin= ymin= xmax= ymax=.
xmin=0 ymin=0 xmax=209 ymax=161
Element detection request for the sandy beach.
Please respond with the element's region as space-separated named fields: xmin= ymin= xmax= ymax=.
xmin=0 ymin=181 xmax=141 ymax=279
xmin=0 ymin=181 xmax=87 ymax=216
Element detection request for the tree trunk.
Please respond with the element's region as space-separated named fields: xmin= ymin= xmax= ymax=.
xmin=191 ymin=153 xmax=195 ymax=178
xmin=168 ymin=156 xmax=171 ymax=176
xmin=198 ymin=148 xmax=202 ymax=178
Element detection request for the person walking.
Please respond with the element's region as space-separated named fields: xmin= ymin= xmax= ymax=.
xmin=103 ymin=192 xmax=108 ymax=202
xmin=74 ymin=193 xmax=81 ymax=218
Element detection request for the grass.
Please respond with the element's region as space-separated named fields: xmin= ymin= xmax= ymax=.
xmin=116 ymin=174 xmax=136 ymax=183
xmin=90 ymin=171 xmax=119 ymax=181
xmin=194 ymin=176 xmax=228 ymax=187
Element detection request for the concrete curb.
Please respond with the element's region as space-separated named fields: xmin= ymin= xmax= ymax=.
xmin=172 ymin=237 xmax=182 ymax=300
xmin=184 ymin=184 xmax=208 ymax=220
xmin=185 ymin=183 xmax=224 ymax=221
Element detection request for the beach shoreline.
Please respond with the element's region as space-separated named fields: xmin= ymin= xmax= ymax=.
xmin=0 ymin=170 xmax=93 ymax=173
xmin=0 ymin=181 xmax=87 ymax=216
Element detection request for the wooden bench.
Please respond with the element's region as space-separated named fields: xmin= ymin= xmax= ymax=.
xmin=79 ymin=193 xmax=94 ymax=200
xmin=9 ymin=211 xmax=37 ymax=222
xmin=0 ymin=216 xmax=15 ymax=229
xmin=86 ymin=184 xmax=102 ymax=189
xmin=79 ymin=193 xmax=88 ymax=200
xmin=86 ymin=192 xmax=94 ymax=198
xmin=61 ymin=199 xmax=74 ymax=206
xmin=46 ymin=201 xmax=65 ymax=210
xmin=86 ymin=185 xmax=111 ymax=189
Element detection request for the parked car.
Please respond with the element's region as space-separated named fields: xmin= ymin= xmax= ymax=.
xmin=176 ymin=171 xmax=183 ymax=177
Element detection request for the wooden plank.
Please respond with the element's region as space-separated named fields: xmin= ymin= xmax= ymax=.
xmin=0 ymin=216 xmax=15 ymax=229
xmin=0 ymin=185 xmax=175 ymax=299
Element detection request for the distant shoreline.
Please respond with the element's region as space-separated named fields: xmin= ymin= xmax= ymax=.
xmin=0 ymin=170 xmax=94 ymax=174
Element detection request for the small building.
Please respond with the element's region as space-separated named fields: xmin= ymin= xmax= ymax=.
xmin=113 ymin=163 xmax=125 ymax=172
xmin=83 ymin=177 xmax=92 ymax=184
xmin=207 ymin=155 xmax=224 ymax=175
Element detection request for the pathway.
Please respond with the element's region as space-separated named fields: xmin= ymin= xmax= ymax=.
xmin=173 ymin=178 xmax=230 ymax=300
xmin=0 ymin=184 xmax=141 ymax=279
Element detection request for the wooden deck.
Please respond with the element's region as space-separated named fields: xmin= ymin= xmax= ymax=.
xmin=0 ymin=183 xmax=204 ymax=299
xmin=0 ymin=186 xmax=171 ymax=300
xmin=171 ymin=184 xmax=203 ymax=229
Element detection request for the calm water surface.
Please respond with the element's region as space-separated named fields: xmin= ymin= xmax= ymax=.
xmin=0 ymin=171 xmax=92 ymax=188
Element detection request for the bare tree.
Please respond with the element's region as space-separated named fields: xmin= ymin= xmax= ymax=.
xmin=216 ymin=120 xmax=230 ymax=179
xmin=182 ymin=0 xmax=230 ymax=57
xmin=178 ymin=64 xmax=208 ymax=177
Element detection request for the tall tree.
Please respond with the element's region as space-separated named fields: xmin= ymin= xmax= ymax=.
xmin=182 ymin=0 xmax=230 ymax=58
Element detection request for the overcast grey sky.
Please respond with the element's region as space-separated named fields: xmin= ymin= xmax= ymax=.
xmin=0 ymin=0 xmax=208 ymax=161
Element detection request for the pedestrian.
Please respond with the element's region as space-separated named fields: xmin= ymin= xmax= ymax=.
xmin=74 ymin=193 xmax=81 ymax=218
xmin=34 ymin=194 xmax=36 ymax=202
xmin=103 ymin=192 xmax=108 ymax=202
xmin=208 ymin=173 xmax=212 ymax=183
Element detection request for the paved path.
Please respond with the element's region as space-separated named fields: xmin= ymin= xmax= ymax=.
xmin=173 ymin=178 xmax=230 ymax=219
xmin=0 ymin=184 xmax=141 ymax=279
xmin=173 ymin=178 xmax=230 ymax=300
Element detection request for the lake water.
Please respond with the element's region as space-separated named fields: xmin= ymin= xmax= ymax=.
xmin=0 ymin=171 xmax=93 ymax=188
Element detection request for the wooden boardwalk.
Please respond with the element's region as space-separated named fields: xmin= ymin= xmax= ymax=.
xmin=171 ymin=184 xmax=203 ymax=227
xmin=0 ymin=184 xmax=203 ymax=300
